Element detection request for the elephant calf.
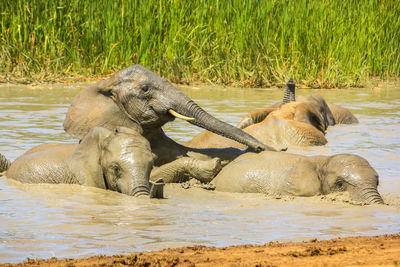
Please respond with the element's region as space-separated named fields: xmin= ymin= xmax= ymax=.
xmin=213 ymin=151 xmax=384 ymax=204
xmin=1 ymin=127 xmax=164 ymax=198
xmin=0 ymin=126 xmax=224 ymax=197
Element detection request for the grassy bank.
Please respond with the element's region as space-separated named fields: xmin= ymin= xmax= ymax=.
xmin=1 ymin=0 xmax=399 ymax=87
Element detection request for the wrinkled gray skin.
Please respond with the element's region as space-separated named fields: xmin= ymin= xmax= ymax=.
xmin=64 ymin=65 xmax=279 ymax=171
xmin=2 ymin=127 xmax=163 ymax=198
xmin=213 ymin=151 xmax=384 ymax=204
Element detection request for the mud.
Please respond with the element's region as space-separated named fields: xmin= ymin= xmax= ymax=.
xmin=2 ymin=233 xmax=399 ymax=266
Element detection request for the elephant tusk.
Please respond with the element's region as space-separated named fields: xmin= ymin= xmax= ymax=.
xmin=168 ymin=109 xmax=195 ymax=121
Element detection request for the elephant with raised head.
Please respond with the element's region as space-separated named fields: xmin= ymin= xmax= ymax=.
xmin=1 ymin=126 xmax=164 ymax=198
xmin=213 ymin=151 xmax=384 ymax=204
xmin=64 ymin=65 xmax=281 ymax=170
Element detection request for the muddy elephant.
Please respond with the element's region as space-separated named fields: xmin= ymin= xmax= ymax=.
xmin=238 ymin=78 xmax=358 ymax=131
xmin=64 ymin=65 xmax=280 ymax=170
xmin=238 ymin=79 xmax=336 ymax=131
xmin=184 ymin=101 xmax=327 ymax=149
xmin=1 ymin=127 xmax=164 ymax=198
xmin=270 ymin=79 xmax=358 ymax=125
xmin=212 ymin=151 xmax=384 ymax=204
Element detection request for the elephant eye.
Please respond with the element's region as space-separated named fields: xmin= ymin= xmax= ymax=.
xmin=335 ymin=178 xmax=345 ymax=190
xmin=111 ymin=163 xmax=121 ymax=177
xmin=141 ymin=85 xmax=150 ymax=92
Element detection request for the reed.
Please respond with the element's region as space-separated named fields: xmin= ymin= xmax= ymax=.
xmin=1 ymin=0 xmax=399 ymax=87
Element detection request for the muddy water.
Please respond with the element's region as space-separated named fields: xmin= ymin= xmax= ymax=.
xmin=0 ymin=83 xmax=399 ymax=263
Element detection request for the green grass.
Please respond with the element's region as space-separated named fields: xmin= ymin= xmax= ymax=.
xmin=1 ymin=0 xmax=399 ymax=87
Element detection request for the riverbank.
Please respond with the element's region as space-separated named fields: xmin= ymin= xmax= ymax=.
xmin=2 ymin=1 xmax=399 ymax=88
xmin=2 ymin=233 xmax=399 ymax=266
xmin=0 ymin=72 xmax=396 ymax=91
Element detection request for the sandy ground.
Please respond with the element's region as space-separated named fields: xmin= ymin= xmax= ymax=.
xmin=2 ymin=233 xmax=399 ymax=266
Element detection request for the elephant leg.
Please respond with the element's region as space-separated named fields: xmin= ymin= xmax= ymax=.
xmin=150 ymin=157 xmax=222 ymax=184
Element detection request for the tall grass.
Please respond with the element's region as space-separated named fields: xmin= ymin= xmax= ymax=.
xmin=1 ymin=0 xmax=399 ymax=87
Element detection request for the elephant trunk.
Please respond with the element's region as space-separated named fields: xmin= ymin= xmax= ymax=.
xmin=356 ymin=187 xmax=384 ymax=204
xmin=282 ymin=78 xmax=296 ymax=104
xmin=131 ymin=185 xmax=150 ymax=197
xmin=364 ymin=191 xmax=384 ymax=204
xmin=131 ymin=180 xmax=164 ymax=199
xmin=171 ymin=99 xmax=273 ymax=152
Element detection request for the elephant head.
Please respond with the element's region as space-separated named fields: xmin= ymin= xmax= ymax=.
xmin=274 ymin=79 xmax=336 ymax=131
xmin=68 ymin=126 xmax=161 ymax=198
xmin=64 ymin=64 xmax=268 ymax=152
xmin=319 ymin=154 xmax=383 ymax=204
xmin=297 ymin=94 xmax=336 ymax=130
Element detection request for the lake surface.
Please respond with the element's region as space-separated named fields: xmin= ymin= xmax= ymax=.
xmin=0 ymin=82 xmax=399 ymax=263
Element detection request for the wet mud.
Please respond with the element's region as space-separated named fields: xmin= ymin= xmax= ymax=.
xmin=1 ymin=83 xmax=400 ymax=264
xmin=2 ymin=233 xmax=399 ymax=266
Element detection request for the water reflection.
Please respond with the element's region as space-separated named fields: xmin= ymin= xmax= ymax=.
xmin=0 ymin=83 xmax=400 ymax=263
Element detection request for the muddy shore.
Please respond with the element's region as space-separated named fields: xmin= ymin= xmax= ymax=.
xmin=2 ymin=233 xmax=399 ymax=266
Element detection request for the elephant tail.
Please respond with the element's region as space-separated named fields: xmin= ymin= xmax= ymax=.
xmin=0 ymin=153 xmax=11 ymax=174
xmin=282 ymin=78 xmax=296 ymax=104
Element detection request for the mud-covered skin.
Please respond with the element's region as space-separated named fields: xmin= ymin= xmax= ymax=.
xmin=213 ymin=151 xmax=383 ymax=204
xmin=64 ymin=65 xmax=279 ymax=170
xmin=184 ymin=101 xmax=327 ymax=149
xmin=4 ymin=127 xmax=158 ymax=197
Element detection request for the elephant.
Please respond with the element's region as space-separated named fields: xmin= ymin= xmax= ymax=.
xmin=1 ymin=126 xmax=164 ymax=198
xmin=272 ymin=79 xmax=358 ymax=125
xmin=184 ymin=91 xmax=328 ymax=149
xmin=238 ymin=79 xmax=358 ymax=130
xmin=63 ymin=64 xmax=282 ymax=173
xmin=238 ymin=80 xmax=335 ymax=131
xmin=212 ymin=151 xmax=384 ymax=204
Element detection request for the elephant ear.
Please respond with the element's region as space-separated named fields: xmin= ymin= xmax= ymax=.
xmin=293 ymin=103 xmax=325 ymax=133
xmin=67 ymin=127 xmax=112 ymax=188
xmin=283 ymin=159 xmax=321 ymax=196
xmin=327 ymin=103 xmax=359 ymax=124
xmin=63 ymin=68 xmax=139 ymax=139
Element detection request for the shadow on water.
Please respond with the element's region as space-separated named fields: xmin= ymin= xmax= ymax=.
xmin=0 ymin=83 xmax=400 ymax=263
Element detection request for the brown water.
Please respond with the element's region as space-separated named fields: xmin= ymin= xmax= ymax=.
xmin=0 ymin=83 xmax=399 ymax=263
